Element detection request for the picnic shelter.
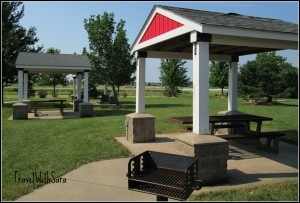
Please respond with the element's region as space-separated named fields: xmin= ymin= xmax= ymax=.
xmin=13 ymin=52 xmax=93 ymax=119
xmin=125 ymin=4 xmax=298 ymax=184
xmin=127 ymin=5 xmax=298 ymax=136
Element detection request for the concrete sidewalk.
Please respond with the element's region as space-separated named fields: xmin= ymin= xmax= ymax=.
xmin=16 ymin=133 xmax=298 ymax=201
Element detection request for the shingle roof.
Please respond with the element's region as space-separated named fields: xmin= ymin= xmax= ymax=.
xmin=16 ymin=52 xmax=91 ymax=68
xmin=157 ymin=5 xmax=298 ymax=34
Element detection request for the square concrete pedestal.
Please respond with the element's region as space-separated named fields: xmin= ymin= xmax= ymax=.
xmin=22 ymin=100 xmax=31 ymax=113
xmin=125 ymin=113 xmax=155 ymax=143
xmin=175 ymin=133 xmax=228 ymax=185
xmin=79 ymin=102 xmax=93 ymax=117
xmin=13 ymin=103 xmax=28 ymax=120
xmin=73 ymin=99 xmax=83 ymax=112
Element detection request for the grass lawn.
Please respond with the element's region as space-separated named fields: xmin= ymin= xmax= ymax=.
xmin=188 ymin=178 xmax=298 ymax=201
xmin=2 ymin=88 xmax=298 ymax=200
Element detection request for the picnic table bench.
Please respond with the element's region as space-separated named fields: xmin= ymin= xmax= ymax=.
xmin=215 ymin=131 xmax=285 ymax=153
xmin=30 ymin=99 xmax=67 ymax=117
xmin=169 ymin=114 xmax=285 ymax=153
xmin=169 ymin=114 xmax=273 ymax=134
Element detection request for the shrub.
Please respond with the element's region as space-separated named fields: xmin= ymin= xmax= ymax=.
xmin=163 ymin=86 xmax=181 ymax=97
xmin=38 ymin=90 xmax=48 ymax=98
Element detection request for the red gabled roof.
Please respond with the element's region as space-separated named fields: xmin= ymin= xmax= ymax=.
xmin=139 ymin=13 xmax=183 ymax=43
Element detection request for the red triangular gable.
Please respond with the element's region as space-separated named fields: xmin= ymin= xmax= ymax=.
xmin=139 ymin=13 xmax=183 ymax=43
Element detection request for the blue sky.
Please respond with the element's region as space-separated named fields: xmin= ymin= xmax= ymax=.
xmin=20 ymin=1 xmax=299 ymax=82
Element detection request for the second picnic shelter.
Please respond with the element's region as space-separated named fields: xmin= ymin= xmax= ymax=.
xmin=125 ymin=5 xmax=298 ymax=183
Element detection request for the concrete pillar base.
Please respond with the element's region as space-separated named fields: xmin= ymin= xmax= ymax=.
xmin=79 ymin=102 xmax=93 ymax=117
xmin=125 ymin=113 xmax=155 ymax=143
xmin=175 ymin=133 xmax=228 ymax=185
xmin=22 ymin=100 xmax=31 ymax=113
xmin=13 ymin=103 xmax=28 ymax=120
xmin=73 ymin=99 xmax=83 ymax=112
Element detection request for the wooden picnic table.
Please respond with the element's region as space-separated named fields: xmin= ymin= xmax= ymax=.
xmin=169 ymin=114 xmax=273 ymax=135
xmin=30 ymin=99 xmax=67 ymax=117
xmin=169 ymin=114 xmax=284 ymax=153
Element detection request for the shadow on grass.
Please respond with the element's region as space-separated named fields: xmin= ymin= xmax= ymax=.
xmin=92 ymin=100 xmax=136 ymax=106
xmin=280 ymin=130 xmax=298 ymax=145
xmin=93 ymin=102 xmax=189 ymax=117
xmin=93 ymin=109 xmax=135 ymax=117
xmin=94 ymin=102 xmax=188 ymax=111
xmin=96 ymin=104 xmax=135 ymax=111
xmin=225 ymin=168 xmax=298 ymax=186
xmin=2 ymin=103 xmax=14 ymax=107
xmin=246 ymin=101 xmax=298 ymax=107
xmin=146 ymin=103 xmax=190 ymax=108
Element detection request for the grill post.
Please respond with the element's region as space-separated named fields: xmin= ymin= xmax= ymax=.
xmin=156 ymin=195 xmax=168 ymax=201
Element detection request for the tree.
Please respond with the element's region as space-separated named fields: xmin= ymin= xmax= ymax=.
xmin=238 ymin=51 xmax=298 ymax=102
xmin=276 ymin=65 xmax=298 ymax=98
xmin=84 ymin=12 xmax=135 ymax=106
xmin=82 ymin=47 xmax=99 ymax=98
xmin=159 ymin=59 xmax=190 ymax=97
xmin=36 ymin=48 xmax=68 ymax=97
xmin=209 ymin=61 xmax=229 ymax=95
xmin=112 ymin=20 xmax=135 ymax=96
xmin=2 ymin=2 xmax=43 ymax=102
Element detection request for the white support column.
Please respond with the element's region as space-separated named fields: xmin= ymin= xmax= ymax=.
xmin=83 ymin=71 xmax=89 ymax=103
xmin=18 ymin=69 xmax=24 ymax=102
xmin=135 ymin=52 xmax=146 ymax=114
xmin=228 ymin=61 xmax=238 ymax=111
xmin=72 ymin=75 xmax=77 ymax=96
xmin=192 ymin=41 xmax=210 ymax=135
xmin=23 ymin=71 xmax=28 ymax=100
xmin=77 ymin=73 xmax=82 ymax=100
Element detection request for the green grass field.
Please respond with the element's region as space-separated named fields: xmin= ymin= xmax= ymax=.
xmin=188 ymin=178 xmax=298 ymax=201
xmin=2 ymin=86 xmax=298 ymax=200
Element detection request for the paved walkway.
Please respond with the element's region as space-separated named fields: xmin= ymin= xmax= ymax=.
xmin=16 ymin=133 xmax=298 ymax=201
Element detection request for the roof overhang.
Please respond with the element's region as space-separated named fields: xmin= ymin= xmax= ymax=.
xmin=131 ymin=5 xmax=298 ymax=61
xmin=16 ymin=65 xmax=91 ymax=74
xmin=16 ymin=52 xmax=91 ymax=74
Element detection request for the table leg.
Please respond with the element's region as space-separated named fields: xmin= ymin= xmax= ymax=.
xmin=256 ymin=121 xmax=262 ymax=133
xmin=250 ymin=121 xmax=263 ymax=148
xmin=34 ymin=108 xmax=38 ymax=117
xmin=60 ymin=101 xmax=64 ymax=114
xmin=210 ymin=123 xmax=215 ymax=135
xmin=33 ymin=102 xmax=38 ymax=117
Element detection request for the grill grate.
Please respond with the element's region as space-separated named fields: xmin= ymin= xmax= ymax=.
xmin=132 ymin=168 xmax=186 ymax=189
xmin=127 ymin=151 xmax=202 ymax=201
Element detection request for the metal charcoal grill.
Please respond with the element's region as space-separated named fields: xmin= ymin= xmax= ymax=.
xmin=127 ymin=151 xmax=202 ymax=201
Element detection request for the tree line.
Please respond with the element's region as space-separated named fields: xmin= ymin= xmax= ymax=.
xmin=2 ymin=2 xmax=298 ymax=105
xmin=208 ymin=52 xmax=298 ymax=102
xmin=2 ymin=2 xmax=136 ymax=106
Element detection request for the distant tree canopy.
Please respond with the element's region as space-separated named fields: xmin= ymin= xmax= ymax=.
xmin=159 ymin=59 xmax=190 ymax=97
xmin=2 ymin=2 xmax=42 ymax=102
xmin=83 ymin=12 xmax=135 ymax=106
xmin=36 ymin=48 xmax=68 ymax=97
xmin=209 ymin=61 xmax=229 ymax=95
xmin=238 ymin=52 xmax=298 ymax=102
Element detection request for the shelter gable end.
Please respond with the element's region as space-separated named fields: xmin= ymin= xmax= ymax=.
xmin=139 ymin=13 xmax=183 ymax=43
